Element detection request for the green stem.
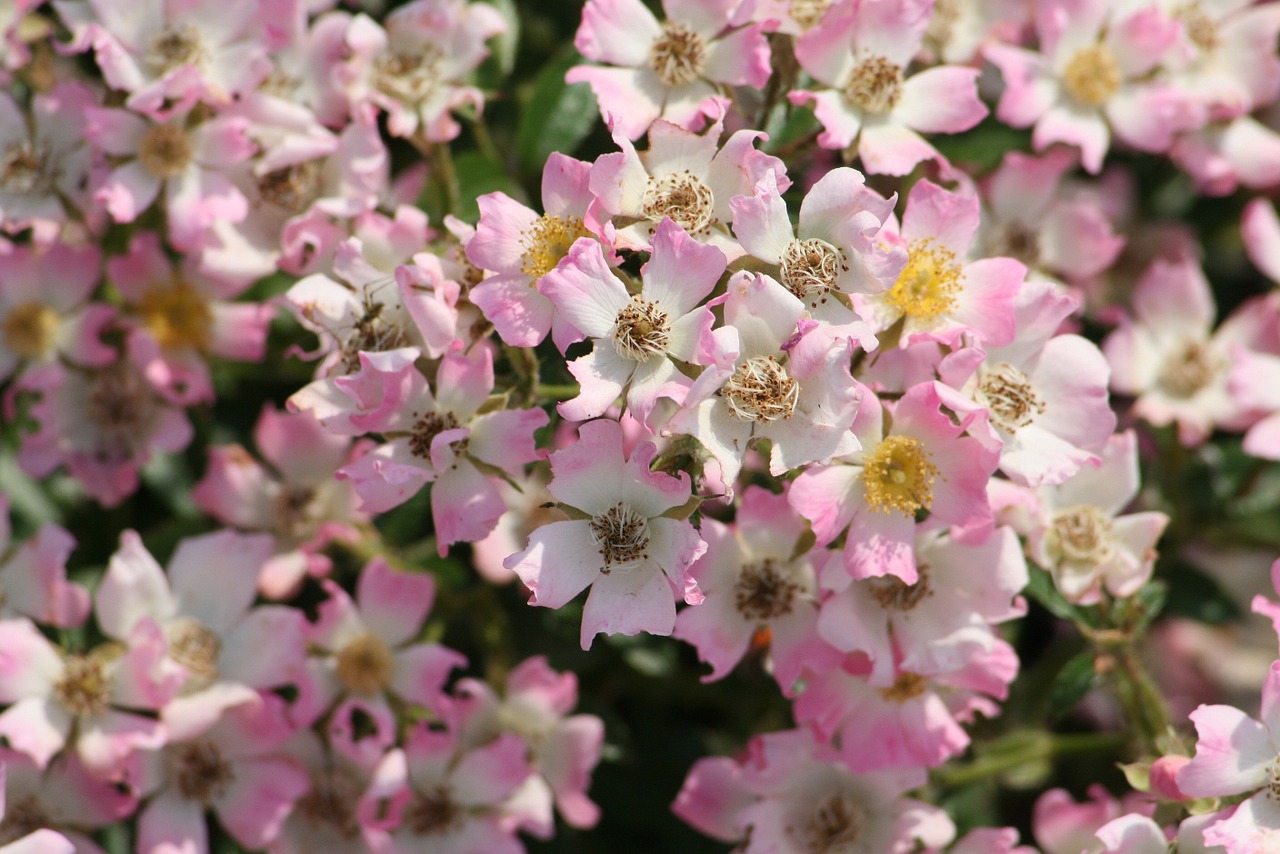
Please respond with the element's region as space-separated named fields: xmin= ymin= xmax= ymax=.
xmin=538 ymin=383 xmax=579 ymax=401
xmin=933 ymin=731 xmax=1127 ymax=789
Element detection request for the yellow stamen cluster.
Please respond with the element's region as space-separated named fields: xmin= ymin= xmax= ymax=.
xmin=845 ymin=55 xmax=904 ymax=114
xmin=886 ymin=238 xmax=962 ymax=321
xmin=138 ymin=124 xmax=193 ymax=179
xmin=1062 ymin=45 xmax=1122 ymax=107
xmin=520 ymin=214 xmax=593 ymax=281
xmin=862 ymin=435 xmax=938 ymax=517
xmin=335 ymin=631 xmax=395 ymax=695
xmin=137 ymin=278 xmax=213 ymax=351
xmin=3 ymin=301 xmax=59 ymax=359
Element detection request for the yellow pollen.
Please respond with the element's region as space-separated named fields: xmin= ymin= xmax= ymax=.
xmin=844 ymin=55 xmax=904 ymax=114
xmin=137 ymin=278 xmax=213 ymax=351
xmin=1062 ymin=44 xmax=1122 ymax=107
xmin=3 ymin=301 xmax=59 ymax=359
xmin=53 ymin=653 xmax=111 ymax=717
xmin=648 ymin=22 xmax=707 ymax=86
xmin=886 ymin=238 xmax=962 ymax=320
xmin=374 ymin=48 xmax=444 ymax=105
xmin=1050 ymin=505 xmax=1113 ymax=564
xmin=138 ymin=124 xmax=193 ymax=179
xmin=1157 ymin=338 xmax=1220 ymax=398
xmin=977 ymin=362 xmax=1044 ymax=432
xmin=520 ymin=214 xmax=592 ymax=281
xmin=789 ymin=0 xmax=832 ymax=29
xmin=862 ymin=435 xmax=938 ymax=517
xmin=335 ymin=632 xmax=395 ymax=695
xmin=1175 ymin=4 xmax=1219 ymax=52
xmin=879 ymin=671 xmax=928 ymax=702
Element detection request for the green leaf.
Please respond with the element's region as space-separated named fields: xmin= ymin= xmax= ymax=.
xmin=1024 ymin=566 xmax=1078 ymax=622
xmin=1047 ymin=651 xmax=1100 ymax=722
xmin=516 ymin=46 xmax=599 ymax=177
xmin=452 ymin=149 xmax=529 ymax=224
xmin=1133 ymin=580 xmax=1168 ymax=631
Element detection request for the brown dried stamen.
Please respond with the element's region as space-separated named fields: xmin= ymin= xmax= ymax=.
xmin=612 ymin=296 xmax=671 ymax=362
xmin=721 ymin=356 xmax=799 ymax=423
xmin=734 ymin=559 xmax=801 ymax=620
xmin=589 ymin=502 xmax=650 ymax=570
xmin=648 ymin=22 xmax=707 ymax=86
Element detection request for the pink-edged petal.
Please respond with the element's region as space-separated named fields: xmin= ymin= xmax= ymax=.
xmin=468 ymin=408 xmax=548 ymax=476
xmin=1034 ymin=104 xmax=1111 ymax=174
xmin=0 ymin=698 xmax=68 ymax=768
xmin=574 ymin=0 xmax=661 ymax=66
xmin=702 ymin=23 xmax=771 ymax=87
xmin=219 ymin=606 xmax=307 ymax=690
xmin=94 ymin=531 xmax=177 ymax=640
xmin=844 ymin=509 xmax=918 ymax=582
xmin=893 ymin=66 xmax=986 ymax=134
xmin=469 ymin=193 xmax=539 ymax=275
xmin=216 ymin=755 xmax=310 ymax=850
xmin=1244 ymin=198 xmax=1280 ymax=283
xmin=642 ymin=218 xmax=726 ymax=315
xmin=168 ymin=530 xmax=273 ymax=633
xmin=431 ymin=460 xmax=508 ymax=554
xmin=506 ymin=521 xmax=601 ymax=609
xmin=1179 ymin=703 xmax=1275 ymax=797
xmin=390 ymin=643 xmax=467 ymax=710
xmin=137 ymin=792 xmax=207 ymax=854
xmin=356 ymin=558 xmax=435 ymax=648
xmin=538 ymin=238 xmax=630 ymax=339
xmin=581 ymin=562 xmax=677 ymax=647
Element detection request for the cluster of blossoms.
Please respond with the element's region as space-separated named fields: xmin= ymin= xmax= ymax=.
xmin=1 ymin=0 xmax=1280 ymax=850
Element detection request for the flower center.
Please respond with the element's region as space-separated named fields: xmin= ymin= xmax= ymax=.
xmin=886 ymin=238 xmax=962 ymax=321
xmin=987 ymin=221 xmax=1041 ymax=267
xmin=589 ymin=502 xmax=650 ymax=570
xmin=1062 ymin=44 xmax=1121 ymax=107
xmin=138 ymin=124 xmax=194 ymax=179
xmin=408 ymin=411 xmax=463 ymax=460
xmin=798 ymin=791 xmax=864 ymax=853
xmin=374 ymin=48 xmax=444 ymax=105
xmin=337 ymin=293 xmax=411 ymax=374
xmin=641 ymin=172 xmax=716 ymax=234
xmin=53 ymin=653 xmax=111 ymax=717
xmin=520 ymin=214 xmax=592 ymax=280
xmin=0 ymin=141 xmax=44 ymax=194
xmin=1157 ymin=338 xmax=1220 ymax=398
xmin=789 ymin=0 xmax=832 ymax=29
xmin=172 ymin=740 xmax=235 ymax=803
xmin=976 ymin=362 xmax=1044 ymax=432
xmin=1050 ymin=505 xmax=1113 ymax=564
xmin=879 ymin=670 xmax=928 ymax=702
xmin=721 ymin=356 xmax=799 ymax=423
xmin=844 ymin=55 xmax=904 ymax=114
xmin=734 ymin=559 xmax=802 ymax=621
xmin=405 ymin=786 xmax=465 ymax=836
xmin=868 ymin=565 xmax=933 ymax=611
xmin=780 ymin=238 xmax=847 ymax=308
xmin=84 ymin=362 xmax=159 ymax=459
xmin=612 ymin=296 xmax=671 ymax=362
xmin=648 ymin=22 xmax=707 ymax=86
xmin=862 ymin=435 xmax=938 ymax=518
xmin=1175 ymin=3 xmax=1219 ymax=51
xmin=271 ymin=484 xmax=319 ymax=544
xmin=294 ymin=767 xmax=363 ymax=839
xmin=147 ymin=25 xmax=208 ymax=76
xmin=137 ymin=278 xmax=213 ymax=352
xmin=257 ymin=161 xmax=321 ymax=215
xmin=3 ymin=301 xmax=59 ymax=359
xmin=167 ymin=617 xmax=221 ymax=681
xmin=336 ymin=631 xmax=395 ymax=695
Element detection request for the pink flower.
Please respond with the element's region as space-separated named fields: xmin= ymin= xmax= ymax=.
xmin=340 ymin=0 xmax=505 ymax=141
xmin=788 ymin=382 xmax=997 ymax=584
xmin=505 ymin=418 xmax=706 ymax=649
xmin=566 ymin=0 xmax=770 ymax=140
xmin=589 ymin=117 xmax=786 ymax=258
xmin=332 ymin=345 xmax=549 ymax=554
xmin=985 ymin=0 xmax=1197 ymax=172
xmin=299 ymin=558 xmax=465 ymax=766
xmin=0 ymin=748 xmax=136 ymax=852
xmin=1032 ymin=785 xmax=1156 ymax=854
xmin=788 ymin=0 xmax=988 ymax=175
xmin=540 ymin=218 xmax=722 ymax=428
xmin=192 ymin=404 xmax=371 ymax=600
xmin=466 ymin=152 xmax=606 ymax=349
xmin=855 ymin=179 xmax=1025 ymax=349
xmin=673 ymin=728 xmax=955 ymax=851
xmin=1177 ymin=661 xmax=1280 ymax=852
xmin=453 ymin=656 xmax=605 ymax=830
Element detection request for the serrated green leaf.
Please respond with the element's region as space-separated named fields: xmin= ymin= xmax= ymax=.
xmin=1047 ymin=651 xmax=1099 ymax=722
xmin=516 ymin=46 xmax=599 ymax=177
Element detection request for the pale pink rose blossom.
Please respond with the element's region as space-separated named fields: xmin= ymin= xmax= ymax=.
xmin=788 ymin=0 xmax=988 ymax=175
xmin=1177 ymin=661 xmax=1280 ymax=853
xmin=540 ymin=219 xmax=722 ymax=428
xmin=0 ymin=748 xmax=135 ymax=853
xmin=467 ymin=152 xmax=607 ymax=349
xmin=86 ymin=103 xmax=257 ymax=250
xmin=0 ymin=617 xmax=174 ymax=774
xmin=589 ymin=117 xmax=787 ymax=258
xmin=133 ymin=693 xmax=309 ymax=854
xmin=359 ymin=728 xmax=537 ymax=854
xmin=299 ymin=557 xmax=465 ymax=767
xmin=667 ymin=271 xmax=862 ymax=487
xmin=0 ymin=239 xmax=113 ymax=385
xmin=788 ymin=382 xmax=997 ymax=584
xmin=192 ymin=404 xmax=371 ymax=600
xmin=566 ymin=0 xmax=770 ymax=140
xmin=985 ymin=0 xmax=1197 ymax=172
xmin=339 ymin=0 xmax=505 ymax=141
xmin=107 ymin=231 xmax=272 ymax=405
xmin=855 ymin=178 xmax=1025 ymax=349
xmin=268 ymin=727 xmax=382 ymax=854
xmin=673 ymin=727 xmax=955 ymax=852
xmin=505 ymin=417 xmax=706 ymax=649
xmin=453 ymin=655 xmax=605 ymax=830
xmin=1032 ymin=785 xmax=1156 ymax=854
xmin=673 ymin=486 xmax=832 ymax=690
xmin=55 ymin=0 xmax=272 ymax=117
xmin=0 ymin=83 xmax=98 ymax=243
xmin=1170 ymin=114 xmax=1280 ymax=196
xmin=1093 ymin=814 xmax=1171 ymax=854
xmin=94 ymin=529 xmax=308 ymax=740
